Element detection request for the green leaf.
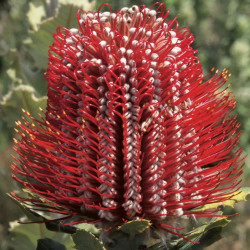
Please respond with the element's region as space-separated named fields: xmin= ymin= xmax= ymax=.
xmin=7 ymin=193 xmax=46 ymax=222
xmin=183 ymin=217 xmax=230 ymax=246
xmin=6 ymin=68 xmax=22 ymax=84
xmin=29 ymin=3 xmax=94 ymax=69
xmin=147 ymin=216 xmax=231 ymax=250
xmin=45 ymin=221 xmax=77 ymax=235
xmin=118 ymin=219 xmax=152 ymax=238
xmin=191 ymin=187 xmax=250 ymax=213
xmin=9 ymin=220 xmax=74 ymax=250
xmin=4 ymin=48 xmax=47 ymax=96
xmin=96 ymin=220 xmax=152 ymax=250
xmin=75 ymin=223 xmax=100 ymax=235
xmin=164 ymin=217 xmax=230 ymax=250
xmin=72 ymin=229 xmax=106 ymax=250
xmin=8 ymin=191 xmax=98 ymax=237
xmin=8 ymin=191 xmax=74 ymax=225
xmin=0 ymin=84 xmax=47 ymax=126
xmin=27 ymin=2 xmax=45 ymax=32
xmin=36 ymin=238 xmax=67 ymax=250
xmin=8 ymin=220 xmax=36 ymax=250
xmin=186 ymin=227 xmax=224 ymax=250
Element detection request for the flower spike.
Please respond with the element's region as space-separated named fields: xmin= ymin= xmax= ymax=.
xmin=11 ymin=3 xmax=244 ymax=242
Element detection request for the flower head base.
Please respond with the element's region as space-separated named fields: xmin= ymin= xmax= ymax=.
xmin=12 ymin=3 xmax=244 ymax=237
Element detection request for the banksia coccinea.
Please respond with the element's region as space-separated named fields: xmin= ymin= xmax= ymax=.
xmin=11 ymin=2 xmax=244 ymax=241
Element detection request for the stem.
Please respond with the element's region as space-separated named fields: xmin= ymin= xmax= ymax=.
xmin=39 ymin=224 xmax=45 ymax=238
xmin=66 ymin=5 xmax=74 ymax=28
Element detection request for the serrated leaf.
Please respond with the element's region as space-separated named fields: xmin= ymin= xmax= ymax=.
xmin=185 ymin=227 xmax=224 ymax=250
xmin=36 ymin=238 xmax=67 ymax=250
xmin=0 ymin=84 xmax=47 ymax=126
xmin=72 ymin=229 xmax=106 ymax=250
xmin=9 ymin=191 xmax=96 ymax=237
xmin=191 ymin=187 xmax=250 ymax=213
xmin=3 ymin=47 xmax=47 ymax=96
xmin=147 ymin=216 xmax=230 ymax=250
xmin=166 ymin=217 xmax=230 ymax=250
xmin=185 ymin=217 xmax=230 ymax=240
xmin=75 ymin=222 xmax=100 ymax=235
xmin=118 ymin=219 xmax=152 ymax=237
xmin=6 ymin=68 xmax=22 ymax=84
xmin=8 ymin=192 xmax=72 ymax=224
xmin=27 ymin=2 xmax=45 ymax=31
xmin=29 ymin=2 xmax=94 ymax=69
xmin=7 ymin=193 xmax=46 ymax=222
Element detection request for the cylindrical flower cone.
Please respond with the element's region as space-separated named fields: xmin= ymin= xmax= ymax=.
xmin=11 ymin=3 xmax=245 ymax=248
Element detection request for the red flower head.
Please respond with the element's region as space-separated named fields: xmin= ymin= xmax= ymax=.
xmin=12 ymin=2 xmax=244 ymax=237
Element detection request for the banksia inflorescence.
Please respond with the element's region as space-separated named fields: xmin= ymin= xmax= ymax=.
xmin=11 ymin=2 xmax=244 ymax=242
